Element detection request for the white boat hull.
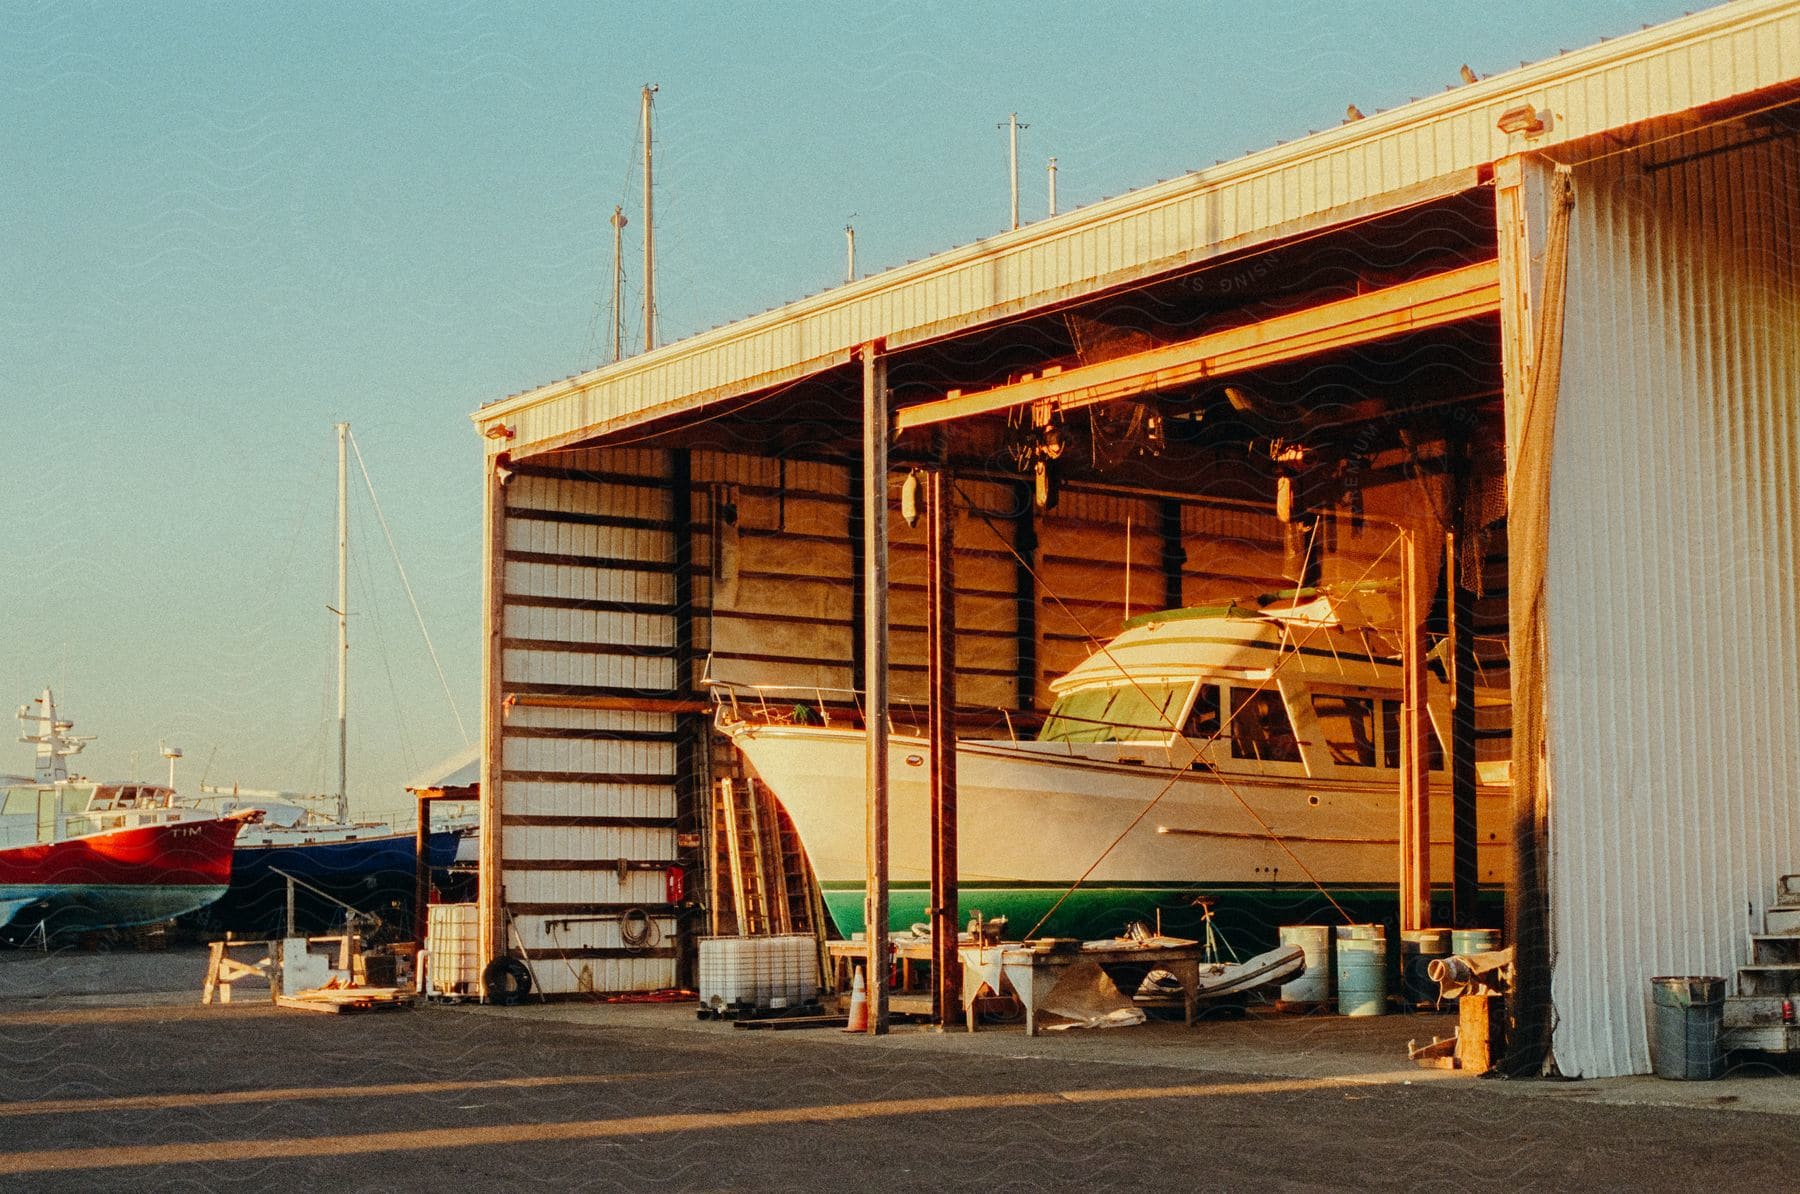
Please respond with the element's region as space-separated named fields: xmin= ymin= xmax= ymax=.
xmin=726 ymin=722 xmax=1507 ymax=939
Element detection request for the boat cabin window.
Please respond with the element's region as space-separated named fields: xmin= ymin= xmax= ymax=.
xmin=1380 ymin=699 xmax=1445 ymax=771
xmin=1229 ymin=688 xmax=1302 ymax=764
xmin=61 ymin=788 xmax=92 ymax=815
xmin=1039 ymin=682 xmax=1193 ymax=743
xmin=2 ymin=787 xmax=38 ymax=816
xmin=1311 ymin=694 xmax=1378 ymax=767
xmin=1184 ymin=683 xmax=1222 ymax=741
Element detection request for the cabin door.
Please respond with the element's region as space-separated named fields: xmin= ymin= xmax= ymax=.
xmin=37 ymin=793 xmax=56 ymax=843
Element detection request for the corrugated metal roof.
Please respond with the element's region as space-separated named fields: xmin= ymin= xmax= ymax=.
xmin=474 ymin=0 xmax=1800 ymax=456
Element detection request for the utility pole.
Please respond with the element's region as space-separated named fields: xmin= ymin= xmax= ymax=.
xmin=641 ymin=83 xmax=659 ymax=353
xmin=845 ymin=223 xmax=856 ymax=283
xmin=999 ymin=112 xmax=1028 ymax=230
xmin=1047 ymin=156 xmax=1058 ymax=217
xmin=609 ymin=205 xmax=628 ymax=362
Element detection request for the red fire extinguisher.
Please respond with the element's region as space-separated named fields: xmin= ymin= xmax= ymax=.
xmin=664 ymin=864 xmax=686 ymax=904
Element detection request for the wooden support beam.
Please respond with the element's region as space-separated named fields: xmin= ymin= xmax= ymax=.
xmin=1399 ymin=525 xmax=1432 ymax=931
xmin=478 ymin=454 xmax=508 ymax=975
xmin=927 ymin=470 xmax=960 ymax=1028
xmin=861 ymin=343 xmax=892 ymax=1036
xmin=895 ymin=259 xmax=1500 ymax=433
xmin=1448 ymin=530 xmax=1481 ymax=928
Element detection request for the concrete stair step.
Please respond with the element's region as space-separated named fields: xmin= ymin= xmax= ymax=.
xmin=1724 ymin=1022 xmax=1800 ymax=1053
xmin=1724 ymin=993 xmax=1794 ymax=1028
xmin=1749 ymin=934 xmax=1800 ymax=964
xmin=1760 ymin=907 xmax=1800 ymax=935
xmin=1776 ymin=874 xmax=1800 ymax=908
xmin=1735 ymin=965 xmax=1800 ymax=997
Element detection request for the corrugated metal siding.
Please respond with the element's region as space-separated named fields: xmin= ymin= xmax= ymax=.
xmin=475 ymin=1 xmax=1800 ymax=456
xmin=1547 ymin=124 xmax=1800 ymax=1076
xmin=497 ymin=448 xmax=683 ymax=993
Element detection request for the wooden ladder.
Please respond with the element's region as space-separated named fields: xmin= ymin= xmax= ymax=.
xmin=717 ymin=777 xmax=777 ymax=935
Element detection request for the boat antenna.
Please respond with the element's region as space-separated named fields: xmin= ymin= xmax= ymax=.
xmin=159 ymin=741 xmax=183 ymax=790
xmin=18 ymin=689 xmax=92 ymax=784
xmin=335 ymin=421 xmax=350 ymax=827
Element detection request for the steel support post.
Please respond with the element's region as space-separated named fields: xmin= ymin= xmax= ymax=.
xmin=861 ymin=344 xmax=891 ymax=1034
xmin=927 ymin=470 xmax=960 ymax=1027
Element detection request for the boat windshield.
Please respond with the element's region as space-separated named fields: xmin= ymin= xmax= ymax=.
xmin=1038 ymin=682 xmax=1193 ymax=744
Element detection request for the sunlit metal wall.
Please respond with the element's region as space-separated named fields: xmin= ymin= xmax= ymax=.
xmin=1547 ymin=125 xmax=1800 ymax=1076
xmin=494 ymin=448 xmax=683 ymax=994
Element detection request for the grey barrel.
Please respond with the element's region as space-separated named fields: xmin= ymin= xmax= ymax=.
xmin=1650 ymin=975 xmax=1725 ymax=1080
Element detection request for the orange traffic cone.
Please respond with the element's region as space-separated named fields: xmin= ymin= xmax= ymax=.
xmin=842 ymin=964 xmax=869 ymax=1032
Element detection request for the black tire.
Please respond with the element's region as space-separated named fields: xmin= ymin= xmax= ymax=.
xmin=482 ymin=957 xmax=532 ymax=1005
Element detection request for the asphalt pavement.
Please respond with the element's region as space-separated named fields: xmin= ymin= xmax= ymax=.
xmin=0 ymin=946 xmax=1795 ymax=1191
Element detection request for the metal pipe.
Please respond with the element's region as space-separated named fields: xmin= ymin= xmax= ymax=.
xmin=642 ymin=84 xmax=658 ymax=353
xmin=927 ymin=469 xmax=960 ymax=1028
xmin=845 ymin=224 xmax=856 ymax=284
xmin=1047 ymin=156 xmax=1058 ymax=217
xmin=861 ymin=343 xmax=891 ymax=1034
xmin=1000 ymin=113 xmax=1027 ymax=230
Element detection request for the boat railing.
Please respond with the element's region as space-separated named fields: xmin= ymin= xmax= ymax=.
xmin=706 ymin=679 xmax=1041 ymax=741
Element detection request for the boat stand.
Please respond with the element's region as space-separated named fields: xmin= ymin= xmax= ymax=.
xmin=202 ymin=938 xmax=275 ymax=1003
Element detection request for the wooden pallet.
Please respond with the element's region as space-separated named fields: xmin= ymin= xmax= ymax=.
xmin=275 ymin=986 xmax=413 ymax=1015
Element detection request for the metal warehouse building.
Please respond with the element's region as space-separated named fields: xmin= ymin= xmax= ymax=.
xmin=470 ymin=0 xmax=1800 ymax=1078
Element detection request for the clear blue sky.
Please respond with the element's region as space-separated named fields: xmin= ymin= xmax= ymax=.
xmin=2 ymin=0 xmax=1695 ymax=812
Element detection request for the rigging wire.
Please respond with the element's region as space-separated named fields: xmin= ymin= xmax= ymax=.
xmin=351 ymin=508 xmax=420 ymax=781
xmin=348 ymin=431 xmax=472 ymax=746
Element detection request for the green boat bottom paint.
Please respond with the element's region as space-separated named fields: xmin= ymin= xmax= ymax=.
xmin=820 ymin=881 xmax=1504 ymax=955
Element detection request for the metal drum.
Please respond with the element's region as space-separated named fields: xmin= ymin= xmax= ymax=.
xmin=1335 ymin=923 xmax=1388 ymax=1016
xmin=1277 ymin=925 xmax=1333 ymax=1010
xmin=1450 ymin=927 xmax=1501 ymax=957
xmin=1399 ymin=928 xmax=1452 ymax=1009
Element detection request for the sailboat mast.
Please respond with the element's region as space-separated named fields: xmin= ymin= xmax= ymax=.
xmin=336 ymin=421 xmax=349 ymax=826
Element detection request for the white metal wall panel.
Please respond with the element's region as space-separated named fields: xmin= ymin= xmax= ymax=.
xmin=1547 ymin=125 xmax=1800 ymax=1076
xmin=495 ymin=451 xmax=684 ymax=994
xmin=475 ymin=2 xmax=1800 ymax=457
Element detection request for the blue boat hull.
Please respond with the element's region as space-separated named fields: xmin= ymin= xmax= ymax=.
xmin=192 ymin=829 xmax=472 ymax=936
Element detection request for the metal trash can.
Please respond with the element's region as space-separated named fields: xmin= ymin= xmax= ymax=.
xmin=1650 ymin=976 xmax=1725 ymax=1080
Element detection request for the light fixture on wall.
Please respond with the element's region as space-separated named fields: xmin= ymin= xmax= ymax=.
xmin=1496 ymin=104 xmax=1548 ymax=137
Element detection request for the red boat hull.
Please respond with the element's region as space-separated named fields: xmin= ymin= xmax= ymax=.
xmin=0 ymin=816 xmax=246 ymax=934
